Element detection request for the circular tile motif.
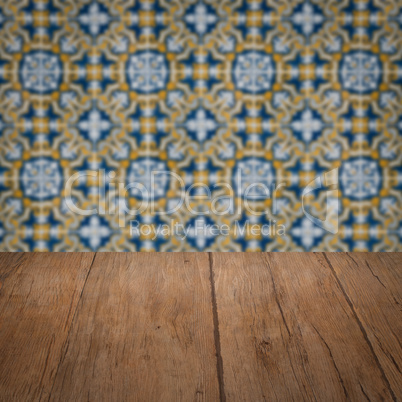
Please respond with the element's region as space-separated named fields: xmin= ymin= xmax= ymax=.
xmin=127 ymin=158 xmax=169 ymax=200
xmin=21 ymin=158 xmax=62 ymax=200
xmin=20 ymin=52 xmax=62 ymax=94
xmin=233 ymin=52 xmax=274 ymax=93
xmin=340 ymin=158 xmax=381 ymax=200
xmin=233 ymin=158 xmax=275 ymax=200
xmin=126 ymin=51 xmax=168 ymax=94
xmin=340 ymin=52 xmax=381 ymax=94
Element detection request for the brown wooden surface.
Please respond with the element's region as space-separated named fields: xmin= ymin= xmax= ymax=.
xmin=0 ymin=252 xmax=400 ymax=401
xmin=50 ymin=253 xmax=219 ymax=401
xmin=0 ymin=253 xmax=95 ymax=401
xmin=325 ymin=253 xmax=402 ymax=399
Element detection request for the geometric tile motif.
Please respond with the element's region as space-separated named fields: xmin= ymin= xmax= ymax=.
xmin=0 ymin=0 xmax=401 ymax=251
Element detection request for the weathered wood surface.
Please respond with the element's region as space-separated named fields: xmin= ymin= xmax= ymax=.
xmin=0 ymin=252 xmax=400 ymax=401
xmin=325 ymin=252 xmax=402 ymax=399
xmin=0 ymin=253 xmax=95 ymax=401
xmin=212 ymin=253 xmax=400 ymax=401
xmin=49 ymin=253 xmax=219 ymax=402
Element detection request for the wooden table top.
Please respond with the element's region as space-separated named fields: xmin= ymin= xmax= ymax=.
xmin=0 ymin=253 xmax=400 ymax=401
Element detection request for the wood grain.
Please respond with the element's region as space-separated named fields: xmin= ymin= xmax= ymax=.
xmin=49 ymin=253 xmax=219 ymax=401
xmin=0 ymin=252 xmax=400 ymax=401
xmin=212 ymin=252 xmax=397 ymax=401
xmin=0 ymin=252 xmax=95 ymax=401
xmin=323 ymin=252 xmax=402 ymax=399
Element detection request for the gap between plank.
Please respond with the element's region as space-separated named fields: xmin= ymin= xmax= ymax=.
xmin=322 ymin=252 xmax=397 ymax=402
xmin=45 ymin=252 xmax=97 ymax=402
xmin=208 ymin=252 xmax=226 ymax=402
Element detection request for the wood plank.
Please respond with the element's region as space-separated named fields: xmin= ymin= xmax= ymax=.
xmin=212 ymin=252 xmax=395 ymax=401
xmin=0 ymin=252 xmax=95 ymax=401
xmin=49 ymin=253 xmax=219 ymax=401
xmin=323 ymin=252 xmax=402 ymax=399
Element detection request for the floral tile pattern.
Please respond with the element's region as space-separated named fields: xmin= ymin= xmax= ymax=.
xmin=0 ymin=0 xmax=401 ymax=251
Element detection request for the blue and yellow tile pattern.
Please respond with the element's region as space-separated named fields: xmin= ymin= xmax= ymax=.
xmin=0 ymin=0 xmax=401 ymax=251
